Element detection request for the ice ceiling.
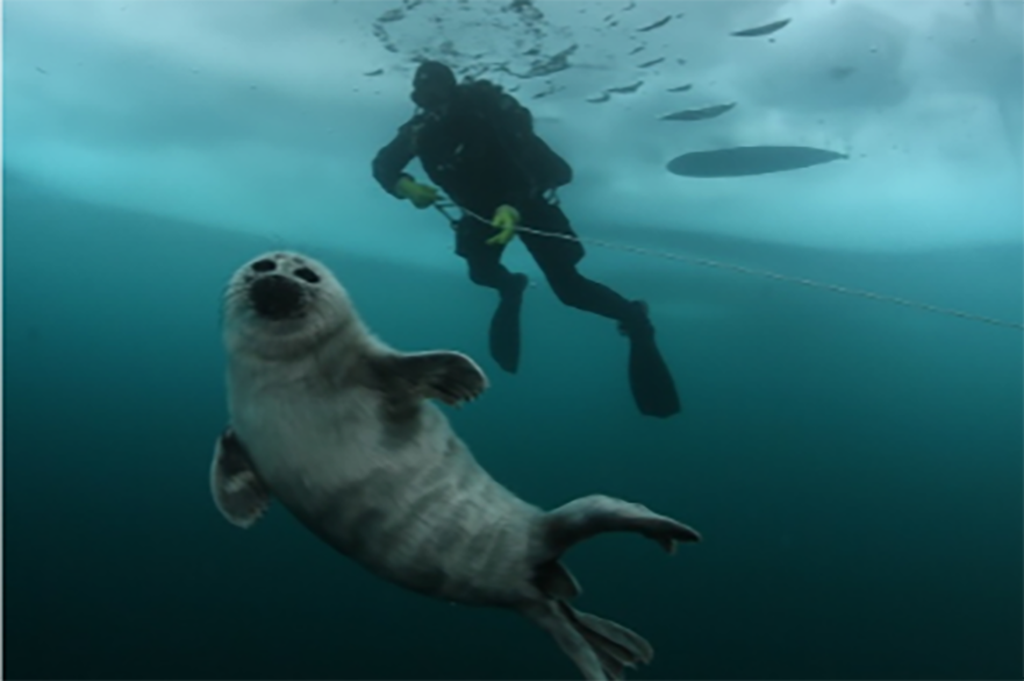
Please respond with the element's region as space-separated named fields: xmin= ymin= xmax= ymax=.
xmin=4 ymin=0 xmax=1023 ymax=269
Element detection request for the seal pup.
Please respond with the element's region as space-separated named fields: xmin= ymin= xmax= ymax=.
xmin=210 ymin=250 xmax=702 ymax=680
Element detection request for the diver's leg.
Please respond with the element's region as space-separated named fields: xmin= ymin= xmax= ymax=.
xmin=522 ymin=208 xmax=680 ymax=418
xmin=543 ymin=264 xmax=679 ymax=418
xmin=455 ymin=217 xmax=528 ymax=374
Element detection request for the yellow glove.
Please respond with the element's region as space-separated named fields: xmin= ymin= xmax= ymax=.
xmin=487 ymin=204 xmax=520 ymax=246
xmin=394 ymin=177 xmax=439 ymax=209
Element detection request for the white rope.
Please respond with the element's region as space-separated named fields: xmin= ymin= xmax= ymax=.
xmin=436 ymin=202 xmax=1024 ymax=332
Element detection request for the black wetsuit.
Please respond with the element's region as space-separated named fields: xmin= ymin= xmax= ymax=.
xmin=372 ymin=80 xmax=680 ymax=417
xmin=371 ymin=81 xmax=636 ymax=322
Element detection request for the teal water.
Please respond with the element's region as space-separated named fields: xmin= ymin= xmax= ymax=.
xmin=3 ymin=172 xmax=1022 ymax=680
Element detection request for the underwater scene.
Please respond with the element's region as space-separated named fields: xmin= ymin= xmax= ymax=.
xmin=4 ymin=1 xmax=1022 ymax=680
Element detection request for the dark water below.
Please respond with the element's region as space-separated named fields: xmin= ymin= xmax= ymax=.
xmin=4 ymin=177 xmax=1022 ymax=680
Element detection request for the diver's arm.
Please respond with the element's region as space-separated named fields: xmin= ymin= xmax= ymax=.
xmin=530 ymin=135 xmax=573 ymax=188
xmin=372 ymin=120 xmax=418 ymax=197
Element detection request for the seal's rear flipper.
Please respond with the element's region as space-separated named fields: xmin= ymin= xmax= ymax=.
xmin=542 ymin=494 xmax=701 ymax=557
xmin=211 ymin=427 xmax=271 ymax=528
xmin=374 ymin=350 xmax=489 ymax=406
xmin=527 ymin=496 xmax=695 ymax=678
xmin=523 ymin=600 xmax=654 ymax=680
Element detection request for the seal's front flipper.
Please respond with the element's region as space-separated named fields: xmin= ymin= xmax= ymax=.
xmin=542 ymin=494 xmax=701 ymax=558
xmin=211 ymin=427 xmax=271 ymax=528
xmin=381 ymin=350 xmax=489 ymax=406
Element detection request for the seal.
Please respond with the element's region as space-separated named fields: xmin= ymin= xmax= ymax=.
xmin=210 ymin=250 xmax=702 ymax=681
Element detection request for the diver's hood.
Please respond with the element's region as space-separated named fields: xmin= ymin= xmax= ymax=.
xmin=412 ymin=60 xmax=457 ymax=111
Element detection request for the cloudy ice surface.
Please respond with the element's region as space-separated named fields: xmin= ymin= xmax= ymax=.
xmin=4 ymin=0 xmax=1021 ymax=275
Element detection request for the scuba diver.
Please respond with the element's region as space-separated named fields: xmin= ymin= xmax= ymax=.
xmin=371 ymin=60 xmax=680 ymax=418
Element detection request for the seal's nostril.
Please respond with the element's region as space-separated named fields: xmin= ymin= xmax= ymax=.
xmin=252 ymin=259 xmax=276 ymax=273
xmin=295 ymin=267 xmax=320 ymax=284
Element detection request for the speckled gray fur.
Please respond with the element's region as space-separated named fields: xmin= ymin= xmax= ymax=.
xmin=210 ymin=251 xmax=702 ymax=680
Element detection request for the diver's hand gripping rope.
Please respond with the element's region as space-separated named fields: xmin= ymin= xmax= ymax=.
xmin=432 ymin=201 xmax=1023 ymax=331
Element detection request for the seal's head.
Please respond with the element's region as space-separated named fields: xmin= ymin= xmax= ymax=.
xmin=222 ymin=251 xmax=357 ymax=359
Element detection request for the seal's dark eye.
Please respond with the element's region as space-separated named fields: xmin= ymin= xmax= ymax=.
xmin=252 ymin=259 xmax=276 ymax=273
xmin=295 ymin=267 xmax=320 ymax=284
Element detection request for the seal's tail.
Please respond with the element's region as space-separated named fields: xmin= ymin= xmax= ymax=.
xmin=524 ymin=599 xmax=653 ymax=680
xmin=523 ymin=494 xmax=702 ymax=679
